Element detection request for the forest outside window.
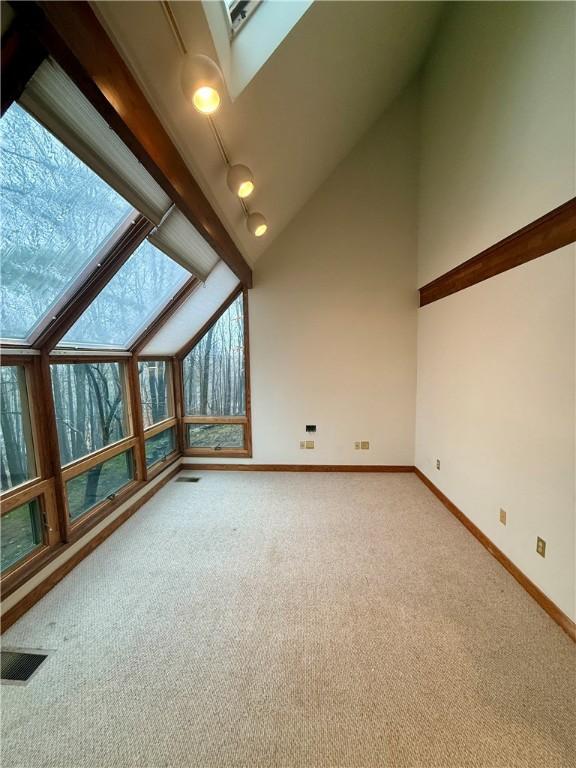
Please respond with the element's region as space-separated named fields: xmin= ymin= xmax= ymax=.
xmin=182 ymin=291 xmax=251 ymax=456
xmin=50 ymin=360 xmax=139 ymax=525
xmin=139 ymin=359 xmax=178 ymax=471
xmin=1 ymin=360 xmax=60 ymax=584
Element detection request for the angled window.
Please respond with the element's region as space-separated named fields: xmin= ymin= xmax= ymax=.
xmin=182 ymin=292 xmax=251 ymax=456
xmin=59 ymin=241 xmax=190 ymax=350
xmin=227 ymin=0 xmax=261 ymax=35
xmin=0 ymin=103 xmax=134 ymax=343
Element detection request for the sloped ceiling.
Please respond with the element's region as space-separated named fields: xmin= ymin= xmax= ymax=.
xmin=94 ymin=1 xmax=443 ymax=266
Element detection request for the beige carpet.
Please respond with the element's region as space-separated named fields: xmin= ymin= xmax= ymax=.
xmin=1 ymin=471 xmax=574 ymax=768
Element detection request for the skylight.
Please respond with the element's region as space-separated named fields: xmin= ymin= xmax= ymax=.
xmin=227 ymin=1 xmax=261 ymax=35
xmin=60 ymin=240 xmax=190 ymax=349
xmin=0 ymin=103 xmax=134 ymax=343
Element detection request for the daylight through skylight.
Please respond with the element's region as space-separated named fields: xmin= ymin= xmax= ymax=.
xmin=0 ymin=103 xmax=134 ymax=343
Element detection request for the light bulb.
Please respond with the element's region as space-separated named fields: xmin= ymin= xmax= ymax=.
xmin=247 ymin=212 xmax=268 ymax=238
xmin=227 ymin=164 xmax=255 ymax=199
xmin=181 ymin=54 xmax=223 ymax=115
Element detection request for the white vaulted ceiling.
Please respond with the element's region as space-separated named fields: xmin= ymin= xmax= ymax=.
xmin=94 ymin=1 xmax=443 ymax=265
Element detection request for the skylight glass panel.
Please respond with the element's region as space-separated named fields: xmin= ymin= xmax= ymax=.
xmin=0 ymin=103 xmax=134 ymax=342
xmin=60 ymin=240 xmax=190 ymax=349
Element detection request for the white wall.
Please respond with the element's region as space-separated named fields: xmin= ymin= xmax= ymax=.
xmin=184 ymin=85 xmax=420 ymax=466
xmin=416 ymin=2 xmax=576 ymax=618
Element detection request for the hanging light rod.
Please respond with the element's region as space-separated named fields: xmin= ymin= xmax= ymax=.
xmin=160 ymin=0 xmax=267 ymax=236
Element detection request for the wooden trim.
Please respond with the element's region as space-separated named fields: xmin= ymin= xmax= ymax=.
xmin=419 ymin=198 xmax=576 ymax=307
xmin=1 ymin=12 xmax=47 ymax=115
xmin=414 ymin=468 xmax=576 ymax=642
xmin=60 ymin=437 xmax=138 ymax=482
xmin=184 ymin=449 xmax=251 ymax=459
xmin=173 ymin=357 xmax=185 ymax=455
xmin=176 ymin=286 xmax=243 ymax=360
xmin=1 ymin=461 xmax=181 ymax=630
xmin=14 ymin=1 xmax=252 ymax=288
xmin=130 ymin=278 xmax=199 ymax=355
xmin=242 ymin=289 xmax=253 ymax=457
xmin=36 ymin=216 xmax=152 ymax=352
xmin=126 ymin=356 xmax=147 ymax=481
xmin=182 ymin=416 xmax=247 ymax=425
xmin=0 ymin=478 xmax=53 ymax=514
xmin=181 ymin=464 xmax=416 ymax=472
xmin=143 ymin=418 xmax=177 ymax=440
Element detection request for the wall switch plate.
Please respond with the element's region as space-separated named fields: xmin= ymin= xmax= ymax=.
xmin=499 ymin=508 xmax=507 ymax=526
xmin=299 ymin=441 xmax=306 ymax=449
xmin=354 ymin=442 xmax=361 ymax=450
xmin=305 ymin=440 xmax=315 ymax=449
xmin=361 ymin=441 xmax=370 ymax=450
xmin=536 ymin=537 xmax=546 ymax=558
xmin=436 ymin=459 xmax=441 ymax=470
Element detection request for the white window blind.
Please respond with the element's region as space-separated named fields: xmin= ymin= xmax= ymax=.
xmin=148 ymin=206 xmax=220 ymax=281
xmin=19 ymin=58 xmax=172 ymax=225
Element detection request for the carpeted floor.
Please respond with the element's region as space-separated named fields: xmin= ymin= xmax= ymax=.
xmin=1 ymin=471 xmax=575 ymax=768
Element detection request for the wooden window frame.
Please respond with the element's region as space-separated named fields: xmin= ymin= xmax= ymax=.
xmin=179 ymin=288 xmax=252 ymax=459
xmin=0 ymin=357 xmax=61 ymax=595
xmin=49 ymin=357 xmax=144 ymax=538
xmin=138 ymin=356 xmax=180 ymax=475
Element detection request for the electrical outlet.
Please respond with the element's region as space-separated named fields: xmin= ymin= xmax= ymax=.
xmin=436 ymin=459 xmax=441 ymax=470
xmin=299 ymin=441 xmax=306 ymax=449
xmin=499 ymin=508 xmax=507 ymax=526
xmin=354 ymin=441 xmax=361 ymax=450
xmin=361 ymin=441 xmax=370 ymax=450
xmin=305 ymin=440 xmax=315 ymax=449
xmin=536 ymin=537 xmax=546 ymax=558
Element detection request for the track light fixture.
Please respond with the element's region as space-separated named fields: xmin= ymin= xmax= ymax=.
xmin=227 ymin=164 xmax=255 ymax=199
xmin=247 ymin=212 xmax=268 ymax=238
xmin=181 ymin=54 xmax=222 ymax=115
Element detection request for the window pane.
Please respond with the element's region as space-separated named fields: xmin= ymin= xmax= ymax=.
xmin=66 ymin=450 xmax=134 ymax=521
xmin=183 ymin=294 xmax=245 ymax=416
xmin=139 ymin=361 xmax=171 ymax=428
xmin=61 ymin=240 xmax=189 ymax=349
xmin=51 ymin=362 xmax=127 ymax=464
xmin=145 ymin=427 xmax=176 ymax=467
xmin=0 ymin=366 xmax=36 ymax=492
xmin=1 ymin=499 xmax=43 ymax=573
xmin=0 ymin=103 xmax=133 ymax=341
xmin=186 ymin=423 xmax=244 ymax=449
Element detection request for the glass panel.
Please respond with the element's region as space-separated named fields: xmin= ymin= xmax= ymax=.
xmin=145 ymin=427 xmax=176 ymax=468
xmin=139 ymin=361 xmax=171 ymax=429
xmin=0 ymin=366 xmax=36 ymax=492
xmin=66 ymin=450 xmax=134 ymax=521
xmin=61 ymin=240 xmax=189 ymax=349
xmin=51 ymin=362 xmax=127 ymax=465
xmin=0 ymin=103 xmax=133 ymax=341
xmin=183 ymin=294 xmax=245 ymax=416
xmin=186 ymin=423 xmax=244 ymax=449
xmin=1 ymin=499 xmax=43 ymax=573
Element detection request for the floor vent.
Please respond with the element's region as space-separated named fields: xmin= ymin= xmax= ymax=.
xmin=176 ymin=476 xmax=201 ymax=483
xmin=1 ymin=650 xmax=49 ymax=685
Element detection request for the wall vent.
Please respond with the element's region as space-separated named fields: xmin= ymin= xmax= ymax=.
xmin=176 ymin=476 xmax=201 ymax=483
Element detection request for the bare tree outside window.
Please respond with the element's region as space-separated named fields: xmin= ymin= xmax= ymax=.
xmin=138 ymin=360 xmax=170 ymax=428
xmin=0 ymin=366 xmax=36 ymax=492
xmin=50 ymin=362 xmax=126 ymax=465
xmin=183 ymin=294 xmax=245 ymax=416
